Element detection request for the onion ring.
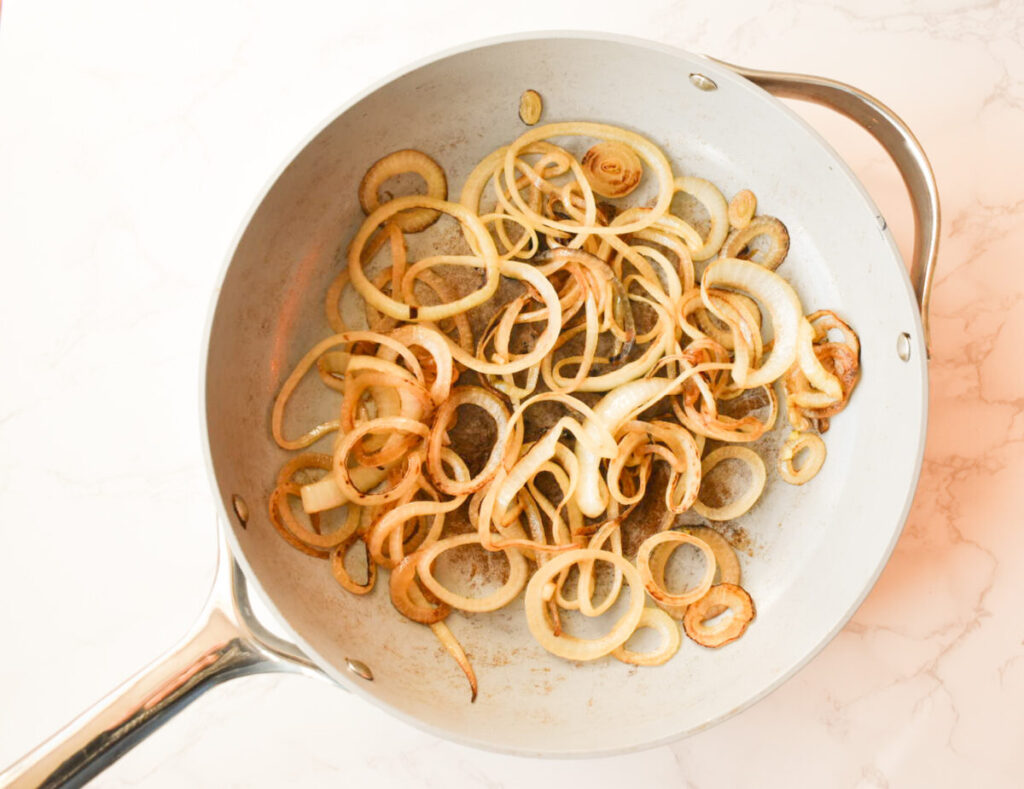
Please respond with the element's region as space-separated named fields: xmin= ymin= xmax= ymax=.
xmin=611 ymin=607 xmax=682 ymax=666
xmin=778 ymin=430 xmax=827 ymax=485
xmin=417 ymin=533 xmax=528 ymax=613
xmin=524 ymin=549 xmax=645 ymax=661
xmin=683 ymin=583 xmax=756 ymax=648
xmin=692 ymin=446 xmax=767 ymax=521
xmin=358 ymin=149 xmax=447 ymax=233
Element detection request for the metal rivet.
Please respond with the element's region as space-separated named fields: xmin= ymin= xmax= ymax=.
xmin=231 ymin=495 xmax=249 ymax=528
xmin=897 ymin=332 xmax=912 ymax=361
xmin=689 ymin=73 xmax=718 ymax=91
xmin=346 ymin=658 xmax=374 ymax=681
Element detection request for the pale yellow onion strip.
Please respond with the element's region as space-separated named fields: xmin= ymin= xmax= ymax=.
xmin=474 ymin=466 xmax=580 ymax=555
xmin=491 ymin=388 xmax=618 ymax=520
xmin=605 ymin=235 xmax=683 ymax=310
xmin=358 ymin=149 xmax=447 ymax=233
xmin=808 ymin=309 xmax=860 ymax=357
xmin=631 ymin=227 xmax=696 ymax=293
xmin=494 ymin=418 xmax=580 ymax=517
xmin=692 ymin=446 xmax=767 ymax=521
xmin=426 ymin=386 xmax=509 ymax=496
xmin=382 ymin=323 xmax=454 ymax=406
xmin=525 ymin=461 xmax=576 ymax=547
xmin=416 ymin=533 xmax=529 ymax=613
xmin=458 ymin=141 xmax=573 ymax=213
xmin=524 ymin=548 xmax=645 ymax=661
xmin=598 ymin=207 xmax=704 ymax=258
xmin=575 ymin=517 xmax=625 ymax=618
xmin=778 ymin=430 xmax=827 ymax=485
xmin=651 ymin=524 xmax=741 ymax=620
xmin=606 ymin=431 xmax=649 ymax=506
xmin=399 ymin=268 xmax=474 ymax=353
xmin=324 ymin=268 xmax=352 ymax=334
xmin=315 ymin=350 xmax=350 ymax=393
xmin=427 ymin=617 xmax=478 ymax=703
xmin=271 ymin=331 xmax=423 ymax=450
xmin=683 ymin=583 xmax=756 ymax=648
xmin=275 ymin=484 xmax=361 ymax=551
xmin=620 ymin=282 xmax=674 ymax=345
xmin=699 ymin=289 xmax=758 ymax=385
xmin=796 ymin=318 xmax=842 ymax=402
xmin=573 ymin=365 xmax=731 ymax=518
xmin=549 ymin=495 xmax=603 ymax=610
xmin=645 ymin=420 xmax=702 ymax=513
xmin=482 ymin=210 xmax=539 ymax=261
xmin=684 ymin=526 xmax=742 ymax=587
xmin=611 ymin=607 xmax=682 ymax=667
xmin=367 ymin=450 xmax=470 ymax=567
xmin=438 ymin=259 xmax=562 ymax=375
xmin=565 ymin=300 xmax=674 ymax=393
xmin=540 ymin=293 xmax=599 ymax=393
xmin=490 ymin=165 xmax=573 ymax=247
xmin=300 ymin=465 xmax=388 ymax=513
xmin=526 ymin=466 xmax=582 ymax=615
xmin=626 ymin=244 xmax=683 ymax=307
xmin=702 ymin=258 xmax=802 ymax=389
xmin=638 ymin=531 xmax=716 ymax=608
xmin=325 ymin=224 xmax=396 ymax=333
xmin=348 ymin=197 xmax=499 ymax=321
xmin=506 ymin=153 xmax=595 ymax=248
xmin=673 ymin=176 xmax=729 ymax=261
xmin=340 ymin=372 xmax=429 ymax=467
xmin=504 ymin=122 xmax=674 ymax=237
xmin=330 ymin=535 xmax=376 ymax=595
xmin=332 ymin=417 xmax=428 ymax=506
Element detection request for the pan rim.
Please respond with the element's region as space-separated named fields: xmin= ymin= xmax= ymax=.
xmin=198 ymin=29 xmax=929 ymax=758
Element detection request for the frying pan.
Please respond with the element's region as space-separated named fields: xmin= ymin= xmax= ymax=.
xmin=0 ymin=32 xmax=937 ymax=786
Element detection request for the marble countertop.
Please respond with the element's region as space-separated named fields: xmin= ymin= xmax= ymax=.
xmin=2 ymin=1 xmax=1022 ymax=786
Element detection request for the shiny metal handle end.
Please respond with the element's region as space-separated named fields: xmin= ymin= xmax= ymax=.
xmin=0 ymin=540 xmax=321 ymax=788
xmin=714 ymin=59 xmax=940 ymax=357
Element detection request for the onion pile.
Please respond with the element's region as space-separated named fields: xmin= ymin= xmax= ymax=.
xmin=270 ymin=121 xmax=860 ymax=700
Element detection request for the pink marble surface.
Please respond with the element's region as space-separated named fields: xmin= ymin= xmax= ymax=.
xmin=1 ymin=0 xmax=1022 ymax=786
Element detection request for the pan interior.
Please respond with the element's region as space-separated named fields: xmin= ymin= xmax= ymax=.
xmin=204 ymin=35 xmax=926 ymax=755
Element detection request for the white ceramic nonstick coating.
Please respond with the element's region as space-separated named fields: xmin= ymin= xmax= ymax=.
xmin=203 ymin=32 xmax=928 ymax=756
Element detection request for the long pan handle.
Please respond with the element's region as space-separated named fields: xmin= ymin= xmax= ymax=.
xmin=0 ymin=540 xmax=321 ymax=788
xmin=713 ymin=59 xmax=940 ymax=357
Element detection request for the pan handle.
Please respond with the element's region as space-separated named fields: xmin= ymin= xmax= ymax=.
xmin=0 ymin=536 xmax=325 ymax=788
xmin=711 ymin=59 xmax=940 ymax=357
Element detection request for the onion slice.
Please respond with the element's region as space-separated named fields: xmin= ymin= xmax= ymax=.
xmin=637 ymin=531 xmax=716 ymax=608
xmin=683 ymin=583 xmax=756 ymax=648
xmin=611 ymin=607 xmax=682 ymax=667
xmin=417 ymin=534 xmax=528 ymax=613
xmin=778 ymin=430 xmax=827 ymax=485
xmin=692 ymin=446 xmax=767 ymax=521
xmin=358 ymin=149 xmax=447 ymax=233
xmin=701 ymin=258 xmax=801 ymax=389
xmin=524 ymin=549 xmax=645 ymax=661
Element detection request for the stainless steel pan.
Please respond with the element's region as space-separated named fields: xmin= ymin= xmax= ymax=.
xmin=1 ymin=32 xmax=937 ymax=786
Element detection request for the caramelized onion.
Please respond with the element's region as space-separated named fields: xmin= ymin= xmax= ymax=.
xmin=270 ymin=124 xmax=859 ymax=682
xmin=683 ymin=583 xmax=756 ymax=648
xmin=611 ymin=607 xmax=682 ymax=666
xmin=581 ymin=141 xmax=643 ymax=198
xmin=778 ymin=430 xmax=827 ymax=485
xmin=358 ymin=149 xmax=447 ymax=233
xmin=692 ymin=446 xmax=767 ymax=521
